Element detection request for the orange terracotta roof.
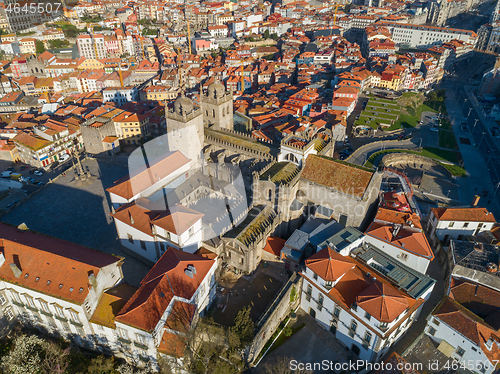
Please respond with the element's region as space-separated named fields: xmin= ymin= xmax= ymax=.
xmin=115 ymin=247 xmax=214 ymax=331
xmin=305 ymin=247 xmax=356 ymax=282
xmin=431 ymin=207 xmax=496 ymax=223
xmin=356 ymin=281 xmax=409 ymax=322
xmin=375 ymin=208 xmax=422 ymax=230
xmin=106 ymin=151 xmax=190 ymax=200
xmin=0 ymin=223 xmax=121 ymax=304
xmin=263 ymin=237 xmax=286 ymax=257
xmin=366 ymin=222 xmax=434 ymax=260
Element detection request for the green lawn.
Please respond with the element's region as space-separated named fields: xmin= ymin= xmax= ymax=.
xmin=424 ymin=100 xmax=447 ymax=115
xmin=365 ymin=148 xmax=464 ymax=176
xmin=439 ymin=130 xmax=459 ymax=150
xmin=394 ymin=114 xmax=418 ymax=129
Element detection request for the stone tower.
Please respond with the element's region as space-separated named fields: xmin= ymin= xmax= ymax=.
xmin=201 ymin=79 xmax=234 ymax=130
xmin=165 ymin=92 xmax=204 ymax=163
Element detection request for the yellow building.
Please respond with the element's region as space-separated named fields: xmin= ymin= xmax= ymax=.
xmin=113 ymin=111 xmax=151 ymax=145
xmin=139 ymin=85 xmax=179 ymax=101
xmin=77 ymin=58 xmax=106 ymax=70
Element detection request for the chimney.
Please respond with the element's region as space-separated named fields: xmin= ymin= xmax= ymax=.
xmin=471 ymin=194 xmax=481 ymax=207
xmin=88 ymin=271 xmax=97 ymax=288
xmin=392 ymin=224 xmax=401 ymax=238
xmin=188 ymin=264 xmax=197 ymax=274
xmin=185 ymin=269 xmax=194 ymax=278
xmin=129 ymin=211 xmax=134 ymax=225
xmin=10 ymin=263 xmax=22 ymax=278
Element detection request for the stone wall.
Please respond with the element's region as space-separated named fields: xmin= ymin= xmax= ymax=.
xmin=246 ymin=272 xmax=303 ymax=364
xmin=379 ymin=153 xmax=453 ymax=178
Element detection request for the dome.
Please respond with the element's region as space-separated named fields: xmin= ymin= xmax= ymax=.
xmin=208 ymin=80 xmax=225 ymax=99
xmin=174 ymin=94 xmax=194 ymax=115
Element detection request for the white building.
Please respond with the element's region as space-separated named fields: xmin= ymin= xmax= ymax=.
xmin=102 ymin=86 xmax=139 ymax=104
xmin=427 ymin=207 xmax=497 ymax=243
xmin=425 ymin=278 xmax=500 ymax=374
xmin=379 ymin=22 xmax=478 ymax=49
xmin=111 ymin=199 xmax=204 ymax=262
xmin=93 ymin=247 xmax=217 ymax=367
xmin=364 ymin=222 xmax=434 ymax=274
xmin=0 ymin=223 xmax=123 ymax=349
xmin=300 ymin=244 xmax=435 ymax=363
xmin=77 ymin=34 xmax=107 ymax=59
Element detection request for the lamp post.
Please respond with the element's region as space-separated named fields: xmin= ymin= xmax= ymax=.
xmin=467 ymin=107 xmax=472 ymax=119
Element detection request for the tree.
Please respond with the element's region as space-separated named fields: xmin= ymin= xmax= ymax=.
xmin=86 ymin=355 xmax=117 ymax=374
xmin=270 ymin=33 xmax=278 ymax=40
xmin=35 ymin=40 xmax=45 ymax=54
xmin=263 ymin=29 xmax=270 ymax=39
xmin=231 ymin=306 xmax=254 ymax=344
xmin=0 ymin=334 xmax=69 ymax=374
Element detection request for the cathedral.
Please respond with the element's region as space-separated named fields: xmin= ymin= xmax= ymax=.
xmin=108 ymin=80 xmax=383 ymax=274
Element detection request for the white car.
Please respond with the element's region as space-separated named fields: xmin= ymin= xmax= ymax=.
xmin=59 ymin=154 xmax=70 ymax=162
xmin=34 ymin=171 xmax=43 ymax=176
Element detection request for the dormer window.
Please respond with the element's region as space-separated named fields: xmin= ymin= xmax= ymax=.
xmin=313 ymin=273 xmax=318 ymax=281
xmin=325 ymin=281 xmax=333 ymax=289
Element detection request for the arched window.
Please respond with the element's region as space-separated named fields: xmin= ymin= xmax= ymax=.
xmin=206 ymin=110 xmax=208 ymax=116
xmin=222 ymin=107 xmax=225 ymax=116
xmin=212 ymin=109 xmax=215 ymax=117
xmin=267 ymin=189 xmax=272 ymax=201
xmin=285 ymin=153 xmax=299 ymax=164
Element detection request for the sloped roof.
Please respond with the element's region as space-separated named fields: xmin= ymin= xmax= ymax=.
xmin=301 ymin=155 xmax=374 ymax=198
xmin=366 ymin=222 xmax=434 ymax=259
xmin=0 ymin=223 xmax=121 ymax=304
xmin=90 ymin=283 xmax=138 ymax=328
xmin=431 ymin=207 xmax=496 ymax=223
xmin=106 ymin=151 xmax=190 ymax=200
xmin=263 ymin=237 xmax=286 ymax=256
xmin=115 ymin=247 xmax=214 ymax=331
xmin=356 ymin=281 xmax=409 ymax=322
xmin=305 ymin=247 xmax=356 ymax=282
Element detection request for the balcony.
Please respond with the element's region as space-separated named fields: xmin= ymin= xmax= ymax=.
xmin=118 ymin=337 xmax=131 ymax=345
xmin=134 ymin=341 xmax=148 ymax=350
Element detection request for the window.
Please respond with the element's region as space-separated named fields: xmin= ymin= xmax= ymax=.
xmin=363 ymin=332 xmax=372 ymax=349
xmin=0 ymin=294 xmax=6 ymax=305
xmin=448 ymin=222 xmax=455 ymax=227
xmin=118 ymin=328 xmax=129 ymax=340
xmin=349 ymin=321 xmax=357 ymax=337
xmin=352 ymin=303 xmax=357 ymax=312
xmin=306 ymin=285 xmax=312 ymax=302
xmin=140 ymin=240 xmax=146 ymax=251
xmin=428 ymin=326 xmax=436 ymax=336
xmin=432 ymin=318 xmax=440 ymax=326
xmin=11 ymin=291 xmax=21 ymax=303
xmin=380 ymin=322 xmax=388 ymax=329
xmin=70 ymin=310 xmax=80 ymax=323
xmin=365 ymin=312 xmax=371 ymax=321
xmin=136 ymin=334 xmax=146 ymax=345
xmin=313 ymin=273 xmax=318 ymax=281
xmin=456 ymin=347 xmax=465 ymax=357
xmin=25 ymin=296 xmax=35 ymax=308
xmin=55 ymin=305 xmax=64 ymax=317
xmin=189 ymin=226 xmax=194 ymax=236
xmin=334 ymin=307 xmax=340 ymax=318
xmin=4 ymin=308 xmax=14 ymax=321
xmin=159 ymin=242 xmax=165 ymax=253
xmin=127 ymin=234 xmax=134 ymax=244
xmin=40 ymin=301 xmax=50 ymax=313
xmin=317 ymin=294 xmax=324 ymax=311
xmin=325 ymin=281 xmax=333 ymax=289
xmin=398 ymin=252 xmax=408 ymax=261
xmin=463 ymin=222 xmax=469 ymax=228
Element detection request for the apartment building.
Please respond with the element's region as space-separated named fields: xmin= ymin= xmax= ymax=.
xmin=379 ymin=22 xmax=478 ymax=49
xmin=300 ymin=244 xmax=435 ymax=363
xmin=77 ymin=34 xmax=107 ymax=59
xmin=0 ymin=223 xmax=123 ymax=349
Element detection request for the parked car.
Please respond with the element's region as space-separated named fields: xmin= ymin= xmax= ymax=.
xmin=19 ymin=166 xmax=25 ymax=171
xmin=33 ymin=171 xmax=43 ymax=176
xmin=36 ymin=182 xmax=44 ymax=186
xmin=59 ymin=154 xmax=70 ymax=162
xmin=7 ymin=167 xmax=14 ymax=172
xmin=430 ymin=127 xmax=439 ymax=132
xmin=339 ymin=154 xmax=348 ymax=160
xmin=1 ymin=171 xmax=12 ymax=178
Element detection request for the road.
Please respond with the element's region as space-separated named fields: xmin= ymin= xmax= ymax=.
xmin=346 ymin=138 xmax=418 ymax=166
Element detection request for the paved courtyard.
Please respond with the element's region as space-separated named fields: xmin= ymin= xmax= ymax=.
xmin=0 ymin=158 xmax=151 ymax=287
xmin=255 ymin=309 xmax=357 ymax=374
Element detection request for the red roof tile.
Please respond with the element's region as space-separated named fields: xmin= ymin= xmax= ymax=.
xmin=431 ymin=207 xmax=496 ymax=223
